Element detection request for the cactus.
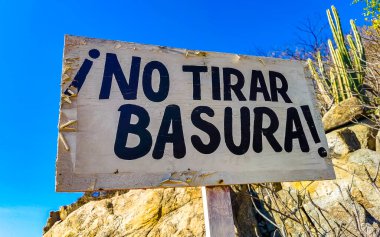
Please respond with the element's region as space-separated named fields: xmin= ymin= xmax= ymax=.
xmin=308 ymin=6 xmax=366 ymax=105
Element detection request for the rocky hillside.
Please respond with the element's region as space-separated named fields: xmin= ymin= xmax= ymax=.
xmin=44 ymin=98 xmax=380 ymax=236
xmin=44 ymin=186 xmax=259 ymax=236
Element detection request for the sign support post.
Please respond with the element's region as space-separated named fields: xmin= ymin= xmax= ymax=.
xmin=202 ymin=186 xmax=235 ymax=237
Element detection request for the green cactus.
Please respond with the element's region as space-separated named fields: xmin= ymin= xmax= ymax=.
xmin=308 ymin=6 xmax=366 ymax=105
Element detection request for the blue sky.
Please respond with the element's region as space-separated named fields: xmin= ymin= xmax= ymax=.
xmin=0 ymin=0 xmax=367 ymax=236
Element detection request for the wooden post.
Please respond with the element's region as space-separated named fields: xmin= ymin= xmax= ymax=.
xmin=202 ymin=186 xmax=235 ymax=237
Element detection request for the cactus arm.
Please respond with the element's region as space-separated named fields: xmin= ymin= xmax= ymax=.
xmin=307 ymin=59 xmax=332 ymax=105
xmin=329 ymin=68 xmax=340 ymax=102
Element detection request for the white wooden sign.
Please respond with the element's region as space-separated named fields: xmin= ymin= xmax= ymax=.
xmin=56 ymin=35 xmax=335 ymax=191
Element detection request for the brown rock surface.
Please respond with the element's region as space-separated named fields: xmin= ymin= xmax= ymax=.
xmin=348 ymin=121 xmax=377 ymax=150
xmin=327 ymin=127 xmax=361 ymax=156
xmin=44 ymin=187 xmax=260 ymax=237
xmin=322 ymin=97 xmax=365 ymax=131
xmin=44 ymin=188 xmax=204 ymax=237
xmin=326 ymin=119 xmax=377 ymax=156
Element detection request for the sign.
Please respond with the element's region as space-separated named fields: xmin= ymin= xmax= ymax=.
xmin=56 ymin=35 xmax=335 ymax=191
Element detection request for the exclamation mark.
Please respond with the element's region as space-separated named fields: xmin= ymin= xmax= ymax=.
xmin=300 ymin=105 xmax=327 ymax=158
xmin=64 ymin=49 xmax=100 ymax=96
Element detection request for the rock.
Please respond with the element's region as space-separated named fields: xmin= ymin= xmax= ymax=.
xmin=43 ymin=211 xmax=61 ymax=234
xmin=326 ymin=120 xmax=377 ymax=156
xmin=347 ymin=148 xmax=380 ymax=169
xmin=327 ymin=128 xmax=360 ymax=156
xmin=348 ymin=120 xmax=377 ymax=150
xmin=43 ymin=191 xmax=128 ymax=234
xmin=322 ymin=97 xmax=365 ymax=131
xmin=44 ymin=187 xmax=260 ymax=237
xmin=44 ymin=188 xmax=204 ymax=237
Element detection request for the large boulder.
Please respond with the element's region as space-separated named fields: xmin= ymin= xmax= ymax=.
xmin=322 ymin=97 xmax=365 ymax=132
xmin=326 ymin=127 xmax=361 ymax=156
xmin=44 ymin=187 xmax=260 ymax=237
xmin=326 ymin=119 xmax=377 ymax=156
xmin=44 ymin=188 xmax=204 ymax=237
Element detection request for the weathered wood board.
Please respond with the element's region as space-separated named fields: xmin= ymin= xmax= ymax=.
xmin=202 ymin=186 xmax=235 ymax=237
xmin=56 ymin=35 xmax=335 ymax=191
